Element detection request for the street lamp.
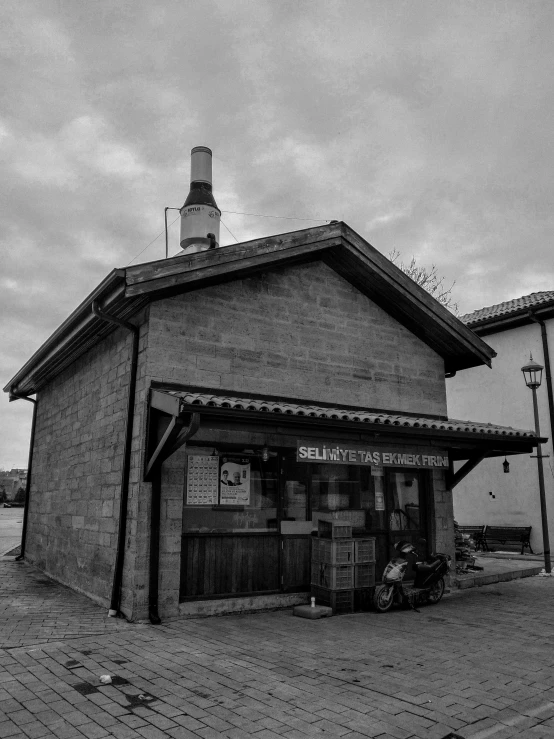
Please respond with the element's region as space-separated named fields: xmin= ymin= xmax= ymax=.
xmin=521 ymin=354 xmax=551 ymax=573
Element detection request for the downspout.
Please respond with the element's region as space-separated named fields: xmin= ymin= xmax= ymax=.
xmin=528 ymin=311 xmax=554 ymax=448
xmin=91 ymin=300 xmax=139 ymax=618
xmin=8 ymin=391 xmax=37 ymax=561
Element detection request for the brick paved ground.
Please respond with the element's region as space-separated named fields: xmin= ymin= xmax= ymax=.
xmin=2 ymin=559 xmax=554 ymax=738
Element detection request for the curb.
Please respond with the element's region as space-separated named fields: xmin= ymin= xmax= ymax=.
xmin=453 ymin=564 xmax=543 ymax=589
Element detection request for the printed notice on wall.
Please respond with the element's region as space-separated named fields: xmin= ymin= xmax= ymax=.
xmin=220 ymin=457 xmax=251 ymax=505
xmin=186 ymin=455 xmax=219 ymax=505
xmin=375 ymin=492 xmax=385 ymax=511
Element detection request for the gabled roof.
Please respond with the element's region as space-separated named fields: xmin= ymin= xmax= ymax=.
xmin=4 ymin=222 xmax=495 ymax=396
xmin=462 ymin=291 xmax=554 ymax=335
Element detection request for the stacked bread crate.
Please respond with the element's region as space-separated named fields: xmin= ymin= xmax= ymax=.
xmin=311 ymin=519 xmax=376 ymax=614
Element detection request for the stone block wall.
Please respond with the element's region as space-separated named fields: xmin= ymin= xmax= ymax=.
xmin=147 ymin=260 xmax=447 ymax=416
xmin=432 ymin=468 xmax=456 ymax=564
xmin=28 ymin=321 xmax=146 ymax=609
xmin=157 ymin=447 xmax=187 ymax=617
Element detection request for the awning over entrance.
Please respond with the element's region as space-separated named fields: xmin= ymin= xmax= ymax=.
xmin=148 ymin=387 xmax=545 ymax=468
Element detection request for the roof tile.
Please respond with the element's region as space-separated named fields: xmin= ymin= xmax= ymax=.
xmin=167 ymin=391 xmax=536 ymax=438
xmin=462 ymin=291 xmax=554 ymax=326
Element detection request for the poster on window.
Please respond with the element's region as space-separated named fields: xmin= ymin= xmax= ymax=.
xmin=219 ymin=457 xmax=251 ymax=505
xmin=375 ymin=492 xmax=385 ymax=511
xmin=186 ymin=455 xmax=219 ymax=505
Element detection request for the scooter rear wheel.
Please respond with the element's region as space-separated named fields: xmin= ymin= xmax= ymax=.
xmin=427 ymin=577 xmax=445 ymax=604
xmin=372 ymin=584 xmax=395 ymax=612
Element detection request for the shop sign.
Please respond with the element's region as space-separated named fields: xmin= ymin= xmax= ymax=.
xmin=296 ymin=441 xmax=448 ymax=468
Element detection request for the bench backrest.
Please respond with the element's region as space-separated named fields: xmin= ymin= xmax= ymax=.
xmin=484 ymin=525 xmax=531 ymax=542
xmin=457 ymin=525 xmax=485 ymax=536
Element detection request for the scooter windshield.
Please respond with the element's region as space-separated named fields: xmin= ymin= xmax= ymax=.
xmin=383 ymin=559 xmax=408 ymax=582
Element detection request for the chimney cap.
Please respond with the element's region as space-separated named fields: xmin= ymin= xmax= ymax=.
xmin=191 ymin=146 xmax=212 ymax=155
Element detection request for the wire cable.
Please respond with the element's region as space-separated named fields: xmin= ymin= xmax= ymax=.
xmin=126 ymin=209 xmax=333 ymax=266
xmin=220 ymin=219 xmax=240 ymax=243
xmin=221 ymin=210 xmax=331 ymax=222
xmin=126 ymin=215 xmax=180 ymax=266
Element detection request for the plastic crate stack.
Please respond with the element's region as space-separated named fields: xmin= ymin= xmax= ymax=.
xmin=311 ymin=519 xmax=376 ymax=614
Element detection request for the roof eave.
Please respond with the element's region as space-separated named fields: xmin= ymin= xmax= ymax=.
xmin=3 ymin=269 xmax=135 ymax=396
xmin=5 ymin=221 xmax=497 ymax=395
xmin=125 ymin=221 xmax=495 ymax=372
xmin=336 ymin=225 xmax=496 ymax=371
xmin=466 ymin=302 xmax=554 ymax=336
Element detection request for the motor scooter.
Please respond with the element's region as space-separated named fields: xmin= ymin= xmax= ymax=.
xmin=372 ymin=539 xmax=451 ymax=613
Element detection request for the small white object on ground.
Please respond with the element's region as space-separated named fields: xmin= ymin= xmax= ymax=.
xmin=99 ymin=675 xmax=112 ymax=684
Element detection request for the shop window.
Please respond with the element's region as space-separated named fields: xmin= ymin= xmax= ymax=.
xmin=387 ymin=471 xmax=421 ymax=531
xmin=183 ymin=447 xmax=278 ymax=533
xmin=309 ymin=463 xmax=375 ymax=533
xmin=279 ymin=458 xmax=311 ymax=536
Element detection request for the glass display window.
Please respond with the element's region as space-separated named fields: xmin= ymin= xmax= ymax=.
xmin=183 ymin=447 xmax=279 ymax=533
xmin=387 ymin=471 xmax=421 ymax=531
xmin=308 ymin=462 xmax=374 ymax=533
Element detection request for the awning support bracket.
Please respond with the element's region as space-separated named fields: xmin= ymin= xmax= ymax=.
xmin=447 ymin=452 xmax=486 ymax=489
xmin=145 ymin=399 xmax=200 ymax=481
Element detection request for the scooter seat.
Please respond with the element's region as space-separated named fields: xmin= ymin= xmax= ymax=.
xmin=416 ymin=560 xmax=442 ymax=577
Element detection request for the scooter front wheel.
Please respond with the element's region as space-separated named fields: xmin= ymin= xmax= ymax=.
xmin=427 ymin=577 xmax=445 ymax=604
xmin=372 ymin=584 xmax=395 ymax=613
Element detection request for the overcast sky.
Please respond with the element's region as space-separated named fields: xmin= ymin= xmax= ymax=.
xmin=2 ymin=0 xmax=554 ymax=468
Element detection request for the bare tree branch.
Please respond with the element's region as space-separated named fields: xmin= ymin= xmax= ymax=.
xmin=388 ymin=249 xmax=459 ymax=315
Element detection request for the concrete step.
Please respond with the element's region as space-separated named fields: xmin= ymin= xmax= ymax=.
xmin=453 ymin=555 xmax=544 ymax=589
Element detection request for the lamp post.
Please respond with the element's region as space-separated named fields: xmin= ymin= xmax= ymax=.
xmin=521 ymin=355 xmax=551 ymax=573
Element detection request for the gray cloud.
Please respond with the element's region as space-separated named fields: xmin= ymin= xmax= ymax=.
xmin=2 ymin=0 xmax=554 ymax=465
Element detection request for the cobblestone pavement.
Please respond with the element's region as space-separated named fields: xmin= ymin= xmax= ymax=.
xmin=2 ymin=559 xmax=554 ymax=738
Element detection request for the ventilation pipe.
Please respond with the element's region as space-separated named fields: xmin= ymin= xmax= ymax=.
xmin=178 ymin=146 xmax=221 ymax=255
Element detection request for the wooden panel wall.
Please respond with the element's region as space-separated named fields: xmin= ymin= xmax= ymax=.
xmin=181 ymin=534 xmax=280 ymax=598
xmin=281 ymin=536 xmax=311 ymax=592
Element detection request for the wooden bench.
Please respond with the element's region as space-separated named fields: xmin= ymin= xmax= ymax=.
xmin=482 ymin=525 xmax=533 ymax=555
xmin=457 ymin=525 xmax=486 ymax=551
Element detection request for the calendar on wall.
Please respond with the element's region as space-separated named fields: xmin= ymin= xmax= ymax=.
xmin=186 ymin=455 xmax=219 ymax=505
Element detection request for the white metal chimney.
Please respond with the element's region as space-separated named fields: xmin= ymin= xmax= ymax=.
xmin=178 ymin=146 xmax=221 ymax=255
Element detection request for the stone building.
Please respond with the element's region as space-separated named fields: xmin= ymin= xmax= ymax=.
xmin=0 ymin=468 xmax=27 ymax=502
xmin=5 ymin=223 xmax=542 ymax=621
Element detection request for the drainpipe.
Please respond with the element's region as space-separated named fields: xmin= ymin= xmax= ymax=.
xmin=91 ymin=301 xmax=139 ymax=618
xmin=8 ymin=391 xmax=37 ymax=561
xmin=528 ymin=311 xmax=554 ymax=448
